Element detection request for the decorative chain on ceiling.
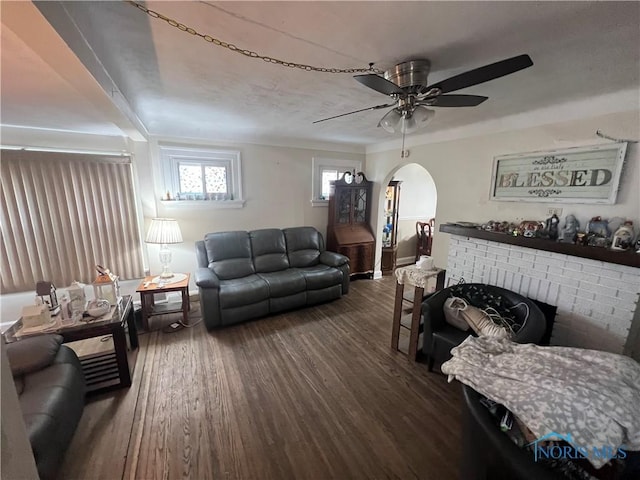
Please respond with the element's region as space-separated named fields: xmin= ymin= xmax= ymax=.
xmin=128 ymin=1 xmax=383 ymax=74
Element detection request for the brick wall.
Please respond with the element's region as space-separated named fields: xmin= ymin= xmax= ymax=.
xmin=445 ymin=234 xmax=640 ymax=354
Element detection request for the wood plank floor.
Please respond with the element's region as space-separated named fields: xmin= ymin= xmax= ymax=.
xmin=58 ymin=276 xmax=463 ymax=480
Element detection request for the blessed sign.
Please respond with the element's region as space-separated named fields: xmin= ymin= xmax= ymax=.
xmin=490 ymin=143 xmax=627 ymax=204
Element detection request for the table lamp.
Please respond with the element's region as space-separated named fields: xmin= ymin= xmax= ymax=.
xmin=145 ymin=218 xmax=183 ymax=279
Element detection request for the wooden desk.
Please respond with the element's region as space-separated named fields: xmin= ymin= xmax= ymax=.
xmin=136 ymin=273 xmax=190 ymax=331
xmin=391 ymin=266 xmax=445 ymax=361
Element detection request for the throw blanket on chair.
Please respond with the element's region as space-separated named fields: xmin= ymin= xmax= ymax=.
xmin=441 ymin=336 xmax=640 ymax=468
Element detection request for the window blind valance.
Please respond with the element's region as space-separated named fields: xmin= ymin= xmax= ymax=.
xmin=1 ymin=149 xmax=144 ymax=293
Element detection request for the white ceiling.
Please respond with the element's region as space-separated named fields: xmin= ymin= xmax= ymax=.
xmin=2 ymin=1 xmax=639 ymax=148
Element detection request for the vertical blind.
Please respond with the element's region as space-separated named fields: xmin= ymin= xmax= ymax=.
xmin=1 ymin=149 xmax=144 ymax=293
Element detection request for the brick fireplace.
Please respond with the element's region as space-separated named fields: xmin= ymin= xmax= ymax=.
xmin=442 ymin=227 xmax=640 ymax=356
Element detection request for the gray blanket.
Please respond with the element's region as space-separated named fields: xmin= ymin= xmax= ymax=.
xmin=441 ymin=336 xmax=640 ymax=468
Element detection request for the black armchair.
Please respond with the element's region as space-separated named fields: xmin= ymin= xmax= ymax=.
xmin=461 ymin=385 xmax=566 ymax=480
xmin=422 ymin=283 xmax=546 ymax=371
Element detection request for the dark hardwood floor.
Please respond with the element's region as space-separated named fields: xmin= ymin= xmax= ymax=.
xmin=59 ymin=275 xmax=463 ymax=480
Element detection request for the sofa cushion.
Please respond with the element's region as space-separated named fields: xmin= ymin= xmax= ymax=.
xmin=296 ymin=264 xmax=342 ymax=290
xmin=6 ymin=334 xmax=63 ymax=376
xmin=219 ymin=275 xmax=269 ymax=309
xmin=250 ymin=229 xmax=290 ymax=273
xmin=284 ymin=227 xmax=322 ymax=267
xmin=14 ymin=376 xmax=25 ymax=395
xmin=205 ymin=231 xmax=255 ymax=280
xmin=257 ymin=270 xmax=306 ymax=297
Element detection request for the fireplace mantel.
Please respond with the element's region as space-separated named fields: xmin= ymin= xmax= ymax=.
xmin=440 ymin=224 xmax=640 ymax=268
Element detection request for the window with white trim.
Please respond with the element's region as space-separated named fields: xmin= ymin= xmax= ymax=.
xmin=160 ymin=145 xmax=243 ymax=206
xmin=312 ymin=157 xmax=362 ymax=205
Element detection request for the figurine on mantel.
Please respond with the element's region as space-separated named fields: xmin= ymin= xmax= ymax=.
xmin=544 ymin=214 xmax=560 ymax=241
xmin=586 ymin=216 xmax=610 ymax=247
xmin=611 ymin=221 xmax=636 ymax=252
xmin=559 ymin=214 xmax=580 ymax=243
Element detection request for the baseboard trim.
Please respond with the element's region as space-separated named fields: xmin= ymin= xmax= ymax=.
xmin=397 ymin=256 xmax=416 ymax=267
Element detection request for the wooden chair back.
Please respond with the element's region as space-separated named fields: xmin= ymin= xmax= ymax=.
xmin=415 ymin=219 xmax=435 ymax=260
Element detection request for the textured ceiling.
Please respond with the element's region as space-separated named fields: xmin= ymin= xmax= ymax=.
xmin=2 ymin=1 xmax=639 ymax=147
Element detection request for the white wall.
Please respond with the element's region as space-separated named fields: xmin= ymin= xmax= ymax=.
xmin=144 ymin=137 xmax=365 ymax=286
xmin=365 ymin=110 xmax=640 ymax=272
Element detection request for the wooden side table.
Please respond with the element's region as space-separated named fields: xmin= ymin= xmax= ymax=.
xmin=136 ymin=273 xmax=190 ymax=331
xmin=391 ymin=265 xmax=445 ymax=361
xmin=3 ymin=295 xmax=138 ymax=395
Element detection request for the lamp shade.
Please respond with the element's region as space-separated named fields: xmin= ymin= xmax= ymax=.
xmin=145 ymin=218 xmax=183 ymax=244
xmin=379 ymin=106 xmax=435 ymax=134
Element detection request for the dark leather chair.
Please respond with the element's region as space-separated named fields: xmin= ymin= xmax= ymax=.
xmin=461 ymin=385 xmax=565 ymax=480
xmin=415 ymin=219 xmax=434 ymax=261
xmin=5 ymin=334 xmax=86 ymax=480
xmin=422 ymin=283 xmax=546 ymax=371
xmin=461 ymin=385 xmax=640 ymax=479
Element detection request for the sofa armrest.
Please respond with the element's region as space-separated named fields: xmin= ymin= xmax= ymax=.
xmin=195 ymin=267 xmax=220 ymax=289
xmin=319 ymin=251 xmax=349 ymax=268
xmin=421 ymin=288 xmax=450 ymax=335
xmin=5 ymin=334 xmax=63 ymax=376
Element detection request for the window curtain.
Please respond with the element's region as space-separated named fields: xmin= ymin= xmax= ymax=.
xmin=1 ymin=149 xmax=144 ymax=293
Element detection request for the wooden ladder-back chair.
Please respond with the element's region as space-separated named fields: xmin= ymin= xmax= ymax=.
xmin=415 ymin=218 xmax=435 ymax=261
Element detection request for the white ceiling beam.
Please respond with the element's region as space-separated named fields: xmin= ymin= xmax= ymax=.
xmin=13 ymin=1 xmax=148 ymax=142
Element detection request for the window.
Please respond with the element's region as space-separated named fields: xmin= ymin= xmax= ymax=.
xmin=311 ymin=157 xmax=362 ymax=206
xmin=160 ymin=145 xmax=243 ymax=206
xmin=0 ymin=149 xmax=144 ymax=293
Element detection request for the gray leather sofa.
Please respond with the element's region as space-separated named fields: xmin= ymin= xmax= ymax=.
xmin=195 ymin=226 xmax=350 ymax=329
xmin=5 ymin=334 xmax=85 ymax=480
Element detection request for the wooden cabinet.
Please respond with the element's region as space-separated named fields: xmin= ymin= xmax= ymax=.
xmin=327 ymin=171 xmax=375 ymax=277
xmin=381 ymin=180 xmax=402 ymax=274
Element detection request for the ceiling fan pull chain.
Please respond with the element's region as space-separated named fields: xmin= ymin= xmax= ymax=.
xmin=127 ymin=1 xmax=383 ymax=74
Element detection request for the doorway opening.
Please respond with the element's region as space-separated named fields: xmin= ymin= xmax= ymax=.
xmin=377 ymin=163 xmax=437 ymax=276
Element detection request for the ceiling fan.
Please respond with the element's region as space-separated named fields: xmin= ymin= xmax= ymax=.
xmin=313 ymin=54 xmax=533 ymax=134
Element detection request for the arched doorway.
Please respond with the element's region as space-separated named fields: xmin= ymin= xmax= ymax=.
xmin=375 ymin=163 xmax=437 ymax=278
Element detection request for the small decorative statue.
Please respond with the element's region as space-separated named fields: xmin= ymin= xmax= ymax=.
xmin=611 ymin=221 xmax=635 ymax=251
xmin=586 ymin=216 xmax=610 ymax=247
xmin=559 ymin=214 xmax=580 ymax=243
xmin=518 ymin=220 xmax=545 ymax=238
xmin=544 ymin=214 xmax=560 ymax=241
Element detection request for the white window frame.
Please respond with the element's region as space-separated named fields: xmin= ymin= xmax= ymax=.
xmin=159 ymin=145 xmax=244 ymax=208
xmin=311 ymin=157 xmax=362 ymax=207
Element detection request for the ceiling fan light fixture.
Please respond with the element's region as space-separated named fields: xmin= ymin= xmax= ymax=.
xmin=379 ymin=106 xmax=435 ymax=134
xmin=378 ymin=109 xmax=403 ymax=134
xmin=403 ymin=105 xmax=435 ymax=134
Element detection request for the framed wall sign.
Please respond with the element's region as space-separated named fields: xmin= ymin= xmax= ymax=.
xmin=490 ymin=143 xmax=627 ymax=204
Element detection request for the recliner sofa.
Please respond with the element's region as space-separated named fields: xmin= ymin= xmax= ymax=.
xmin=5 ymin=334 xmax=86 ymax=480
xmin=195 ymin=226 xmax=350 ymax=329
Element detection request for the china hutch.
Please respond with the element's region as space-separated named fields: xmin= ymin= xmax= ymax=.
xmin=381 ymin=180 xmax=402 ymax=274
xmin=327 ymin=171 xmax=375 ymax=277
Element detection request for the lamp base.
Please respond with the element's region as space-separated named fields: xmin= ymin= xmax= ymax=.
xmin=159 ymin=244 xmax=173 ymax=279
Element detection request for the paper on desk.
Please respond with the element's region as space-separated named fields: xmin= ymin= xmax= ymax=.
xmin=15 ymin=319 xmax=60 ymax=337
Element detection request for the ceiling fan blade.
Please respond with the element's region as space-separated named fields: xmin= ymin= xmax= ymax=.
xmin=354 ymin=74 xmax=405 ymax=96
xmin=421 ymin=94 xmax=488 ymax=107
xmin=425 ymin=54 xmax=533 ymax=94
xmin=313 ymin=103 xmax=395 ymax=124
